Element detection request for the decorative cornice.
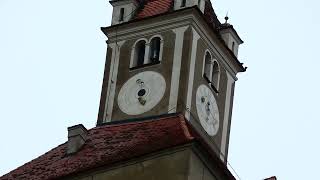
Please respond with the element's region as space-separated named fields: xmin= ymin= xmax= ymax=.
xmin=102 ymin=7 xmax=244 ymax=79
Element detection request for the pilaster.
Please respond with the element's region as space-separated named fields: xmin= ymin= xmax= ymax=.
xmin=185 ymin=28 xmax=200 ymax=120
xmin=103 ymin=40 xmax=126 ymax=122
xmin=220 ymin=71 xmax=235 ymax=161
xmin=168 ymin=26 xmax=189 ymax=113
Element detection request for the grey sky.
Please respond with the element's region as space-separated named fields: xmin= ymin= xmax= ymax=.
xmin=1 ymin=0 xmax=319 ymax=179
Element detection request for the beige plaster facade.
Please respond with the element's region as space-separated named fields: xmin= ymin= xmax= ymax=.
xmin=62 ymin=145 xmax=233 ymax=180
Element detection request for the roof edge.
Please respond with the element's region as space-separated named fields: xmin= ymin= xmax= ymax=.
xmin=219 ymin=25 xmax=244 ymax=44
xmin=96 ymin=112 xmax=181 ymax=127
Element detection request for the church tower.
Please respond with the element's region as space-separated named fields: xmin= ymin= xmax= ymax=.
xmin=0 ymin=1 xmax=248 ymax=179
xmin=97 ymin=0 xmax=245 ymax=163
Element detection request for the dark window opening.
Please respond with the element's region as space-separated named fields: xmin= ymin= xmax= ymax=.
xmin=119 ymin=8 xmax=124 ymax=21
xmin=181 ymin=0 xmax=186 ymax=7
xmin=133 ymin=40 xmax=146 ymax=67
xmin=204 ymin=52 xmax=211 ymax=81
xmin=211 ymin=61 xmax=220 ymax=90
xmin=232 ymin=42 xmax=235 ymax=52
xmin=137 ymin=43 xmax=145 ymax=66
xmin=149 ymin=37 xmax=161 ymax=63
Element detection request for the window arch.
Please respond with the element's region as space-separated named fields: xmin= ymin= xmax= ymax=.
xmin=211 ymin=60 xmax=220 ymax=90
xmin=149 ymin=37 xmax=161 ymax=63
xmin=202 ymin=50 xmax=220 ymax=92
xmin=204 ymin=51 xmax=212 ymax=81
xmin=131 ymin=39 xmax=147 ymax=68
xmin=130 ymin=36 xmax=163 ymax=69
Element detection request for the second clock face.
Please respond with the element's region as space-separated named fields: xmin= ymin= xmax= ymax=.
xmin=196 ymin=84 xmax=219 ymax=136
xmin=117 ymin=71 xmax=166 ymax=115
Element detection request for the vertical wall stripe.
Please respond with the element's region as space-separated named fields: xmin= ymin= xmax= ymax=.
xmin=103 ymin=41 xmax=125 ymax=122
xmin=102 ymin=43 xmax=116 ymax=122
xmin=168 ymin=26 xmax=188 ymax=113
xmin=220 ymin=72 xmax=235 ymax=161
xmin=185 ymin=28 xmax=200 ymax=120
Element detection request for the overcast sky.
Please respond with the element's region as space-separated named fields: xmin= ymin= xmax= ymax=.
xmin=1 ymin=0 xmax=320 ymax=179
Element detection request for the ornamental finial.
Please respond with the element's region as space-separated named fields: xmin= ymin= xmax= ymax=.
xmin=225 ymin=12 xmax=229 ymax=23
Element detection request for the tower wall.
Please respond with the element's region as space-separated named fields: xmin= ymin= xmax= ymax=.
xmin=98 ymin=8 xmax=243 ymax=163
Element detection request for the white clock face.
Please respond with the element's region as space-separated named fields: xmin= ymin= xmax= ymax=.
xmin=196 ymin=84 xmax=219 ymax=136
xmin=117 ymin=71 xmax=166 ymax=115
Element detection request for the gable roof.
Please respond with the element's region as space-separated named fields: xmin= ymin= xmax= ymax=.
xmin=0 ymin=114 xmax=235 ymax=180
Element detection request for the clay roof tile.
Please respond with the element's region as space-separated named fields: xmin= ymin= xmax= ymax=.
xmin=0 ymin=114 xmax=194 ymax=180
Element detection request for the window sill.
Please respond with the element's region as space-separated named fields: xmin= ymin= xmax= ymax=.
xmin=129 ymin=61 xmax=161 ymax=71
xmin=203 ymin=74 xmax=219 ymax=94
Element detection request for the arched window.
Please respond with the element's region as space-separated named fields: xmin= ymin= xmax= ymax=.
xmin=204 ymin=52 xmax=212 ymax=81
xmin=149 ymin=37 xmax=161 ymax=63
xmin=211 ymin=60 xmax=220 ymax=90
xmin=202 ymin=50 xmax=220 ymax=92
xmin=133 ymin=40 xmax=146 ymax=67
xmin=130 ymin=36 xmax=162 ymax=69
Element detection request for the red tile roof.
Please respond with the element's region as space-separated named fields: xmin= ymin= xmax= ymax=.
xmin=0 ymin=114 xmax=194 ymax=180
xmin=134 ymin=0 xmax=221 ymax=30
xmin=136 ymin=0 xmax=173 ymax=19
xmin=203 ymin=1 xmax=221 ymax=28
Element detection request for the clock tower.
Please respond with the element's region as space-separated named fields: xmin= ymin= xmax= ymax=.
xmin=97 ymin=0 xmax=245 ymax=163
xmin=0 ymin=1 xmax=249 ymax=179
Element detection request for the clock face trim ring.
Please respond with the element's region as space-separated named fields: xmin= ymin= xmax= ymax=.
xmin=117 ymin=71 xmax=166 ymax=115
xmin=196 ymin=84 xmax=220 ymax=136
